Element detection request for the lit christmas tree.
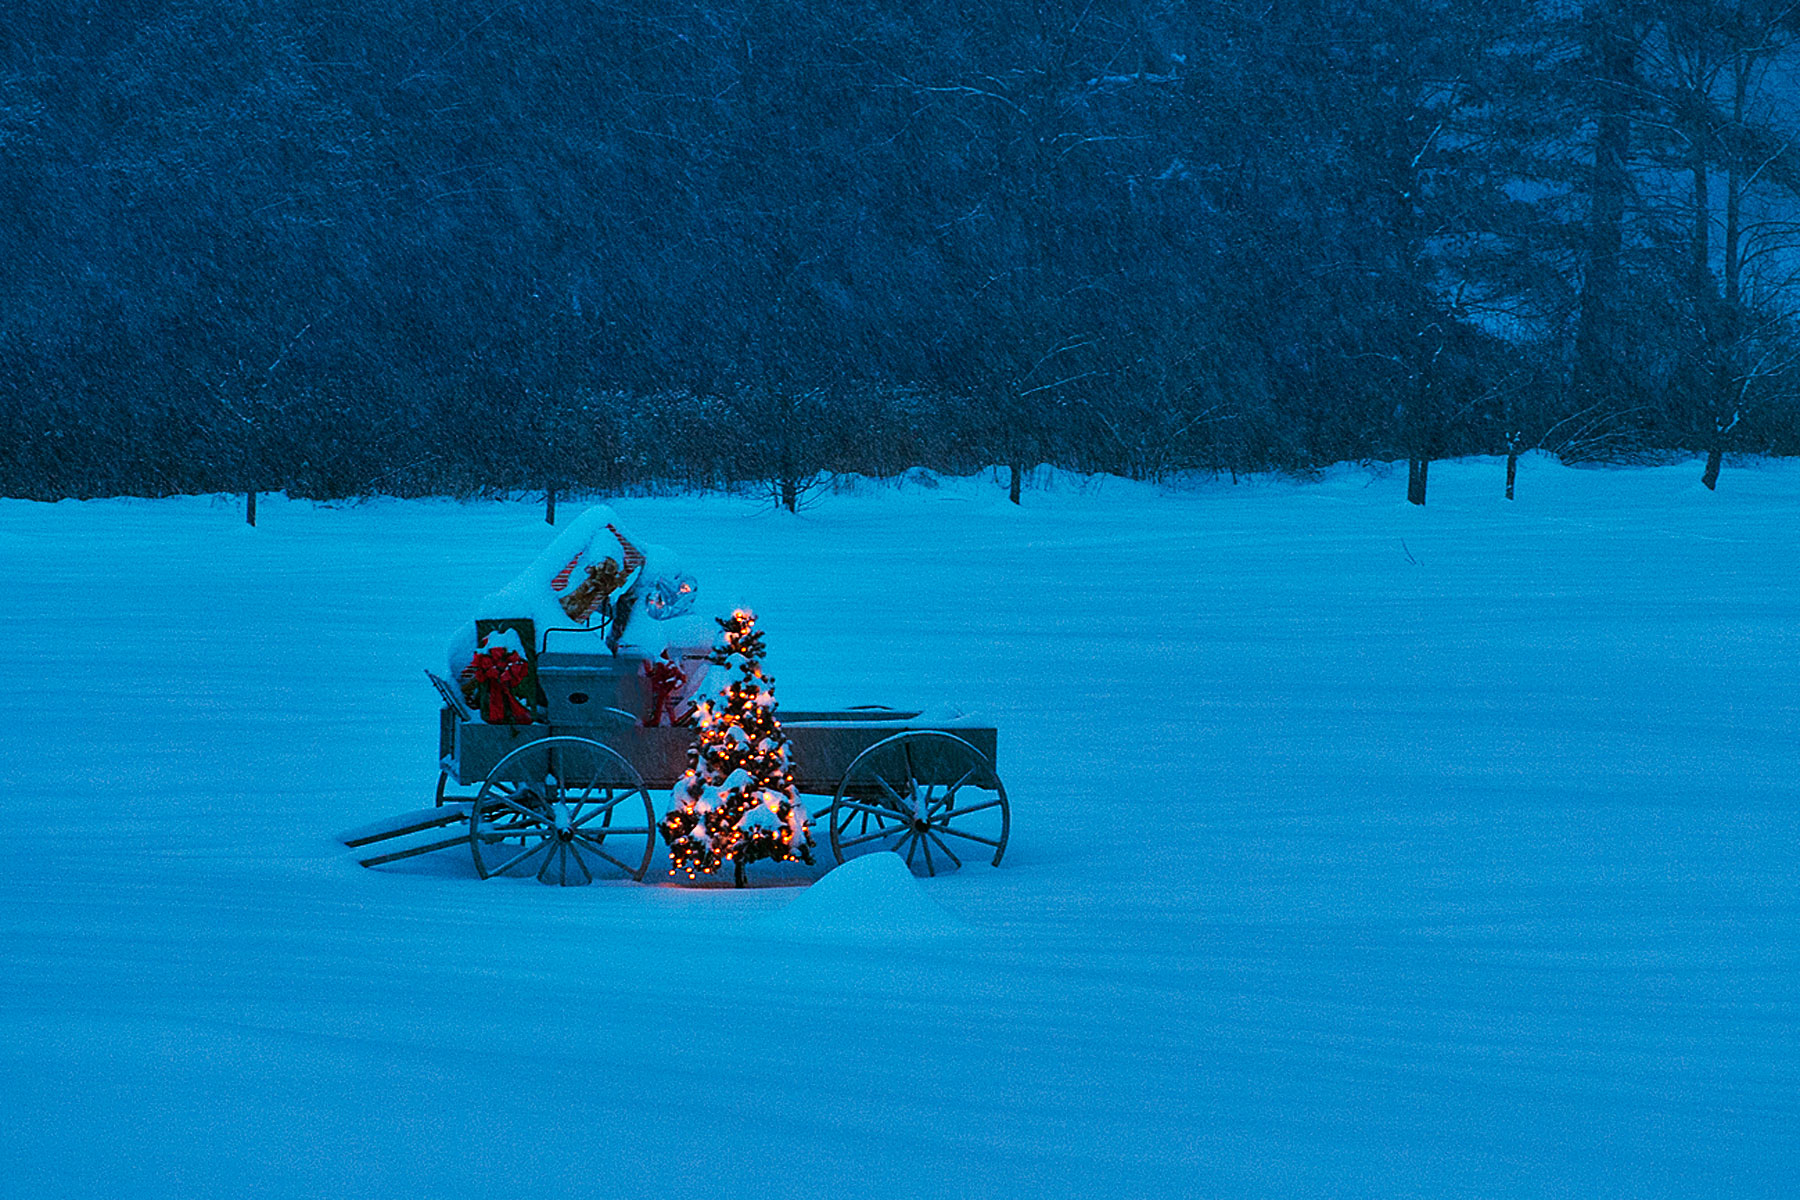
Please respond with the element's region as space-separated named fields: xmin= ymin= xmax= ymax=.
xmin=660 ymin=609 xmax=814 ymax=886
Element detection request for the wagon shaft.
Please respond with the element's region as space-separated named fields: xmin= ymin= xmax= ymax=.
xmin=338 ymin=803 xmax=473 ymax=867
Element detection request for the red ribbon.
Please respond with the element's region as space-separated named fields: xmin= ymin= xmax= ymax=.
xmin=472 ymin=648 xmax=534 ymax=724
xmin=607 ymin=523 xmax=646 ymax=573
xmin=644 ymin=656 xmax=687 ymax=727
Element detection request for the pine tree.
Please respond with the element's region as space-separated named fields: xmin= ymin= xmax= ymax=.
xmin=660 ymin=610 xmax=813 ymax=886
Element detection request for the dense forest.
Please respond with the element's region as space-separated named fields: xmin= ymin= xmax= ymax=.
xmin=4 ymin=0 xmax=1800 ymax=506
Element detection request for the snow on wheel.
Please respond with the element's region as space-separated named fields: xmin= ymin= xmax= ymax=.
xmin=470 ymin=736 xmax=656 ymax=885
xmin=828 ymin=731 xmax=1008 ymax=877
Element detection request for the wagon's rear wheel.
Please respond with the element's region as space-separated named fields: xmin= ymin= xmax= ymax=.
xmin=470 ymin=737 xmax=656 ymax=885
xmin=828 ymin=731 xmax=1008 ymax=877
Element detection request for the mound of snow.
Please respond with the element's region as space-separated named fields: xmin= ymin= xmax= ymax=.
xmin=758 ymin=852 xmax=968 ymax=943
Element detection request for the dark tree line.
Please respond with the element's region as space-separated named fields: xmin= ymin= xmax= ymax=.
xmin=4 ymin=0 xmax=1800 ymax=507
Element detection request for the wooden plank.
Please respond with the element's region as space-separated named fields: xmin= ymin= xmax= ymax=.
xmin=446 ymin=716 xmax=998 ymax=791
xmin=780 ymin=708 xmax=920 ymax=723
xmin=448 ymin=721 xmax=558 ymax=785
xmin=545 ymin=724 xmax=694 ymax=790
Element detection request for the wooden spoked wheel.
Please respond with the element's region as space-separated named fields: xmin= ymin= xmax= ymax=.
xmin=828 ymin=731 xmax=1008 ymax=876
xmin=470 ymin=737 xmax=656 ymax=885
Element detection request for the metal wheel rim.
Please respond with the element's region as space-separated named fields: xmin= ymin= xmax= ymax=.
xmin=828 ymin=731 xmax=1008 ymax=876
xmin=470 ymin=736 xmax=656 ymax=884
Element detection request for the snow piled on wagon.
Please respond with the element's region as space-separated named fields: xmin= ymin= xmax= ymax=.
xmin=445 ymin=503 xmax=717 ymax=715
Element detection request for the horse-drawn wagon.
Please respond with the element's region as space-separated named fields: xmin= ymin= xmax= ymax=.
xmin=347 ymin=675 xmax=1007 ymax=885
xmin=342 ymin=509 xmax=1009 ymax=886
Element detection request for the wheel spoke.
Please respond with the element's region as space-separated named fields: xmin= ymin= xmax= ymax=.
xmin=561 ymin=767 xmax=600 ymax=806
xmin=834 ymin=798 xmax=905 ymax=820
xmin=836 ymin=808 xmax=885 ymax=837
xmin=567 ymin=843 xmax=596 ymax=885
xmin=839 ymin=825 xmax=905 ymax=849
xmin=489 ymin=838 xmax=549 ymax=877
xmin=925 ymin=828 xmax=962 ymax=869
xmin=582 ymin=841 xmax=638 ymax=876
xmin=571 ymin=792 xmax=634 ymax=827
xmin=475 ymin=816 xmax=536 ymax=834
xmin=831 ymin=733 xmax=1005 ymax=874
xmin=939 ymin=796 xmax=1003 ymax=820
xmin=839 ymin=816 xmax=898 ymax=841
xmin=538 ymin=842 xmax=565 ymax=884
xmin=477 ymin=807 xmax=541 ymax=830
xmin=928 ymin=769 xmax=979 ymax=813
xmin=471 ymin=738 xmax=654 ymax=881
xmin=935 ymin=826 xmax=1002 ymax=848
xmin=487 ymin=794 xmax=551 ymax=823
xmin=875 ymin=774 xmax=915 ymax=812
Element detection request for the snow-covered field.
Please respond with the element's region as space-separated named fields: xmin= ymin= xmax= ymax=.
xmin=1 ymin=456 xmax=1795 ymax=1199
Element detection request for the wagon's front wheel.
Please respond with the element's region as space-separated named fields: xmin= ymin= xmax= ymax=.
xmin=470 ymin=737 xmax=657 ymax=885
xmin=828 ymin=731 xmax=1008 ymax=877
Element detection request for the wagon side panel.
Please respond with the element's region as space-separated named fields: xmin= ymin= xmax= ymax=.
xmin=449 ymin=720 xmax=552 ymax=785
xmin=553 ymin=724 xmax=694 ymax=791
xmin=785 ymin=721 xmax=996 ymax=795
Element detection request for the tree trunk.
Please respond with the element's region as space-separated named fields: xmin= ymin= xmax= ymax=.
xmin=1008 ymin=463 xmax=1022 ymax=505
xmin=1574 ymin=7 xmax=1635 ymax=401
xmin=545 ymin=485 xmax=557 ymax=525
xmin=1690 ymin=136 xmax=1710 ymax=303
xmin=781 ymin=474 xmax=798 ymax=513
xmin=245 ymin=490 xmax=257 ymax=527
xmin=1708 ymin=56 xmax=1748 ymax=503
xmin=1407 ymin=457 xmax=1429 ymax=506
xmin=1505 ymin=452 xmax=1517 ymax=500
xmin=1726 ymin=56 xmax=1748 ymax=308
xmin=1702 ymin=447 xmax=1722 ymax=490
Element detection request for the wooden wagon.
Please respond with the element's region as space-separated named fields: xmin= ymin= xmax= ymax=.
xmin=343 ymin=648 xmax=1009 ymax=886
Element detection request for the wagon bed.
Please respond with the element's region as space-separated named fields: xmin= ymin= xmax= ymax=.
xmin=345 ymin=699 xmax=1008 ymax=885
xmin=442 ymin=706 xmax=995 ymax=791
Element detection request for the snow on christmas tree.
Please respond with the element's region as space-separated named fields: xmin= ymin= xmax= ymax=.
xmin=660 ymin=609 xmax=814 ymax=886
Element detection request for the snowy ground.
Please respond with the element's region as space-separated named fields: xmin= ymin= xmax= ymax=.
xmin=0 ymin=456 xmax=1794 ymax=1199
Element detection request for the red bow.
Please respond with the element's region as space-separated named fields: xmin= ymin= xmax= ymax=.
xmin=644 ymin=656 xmax=688 ymax=727
xmin=471 ymin=647 xmax=535 ymax=724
